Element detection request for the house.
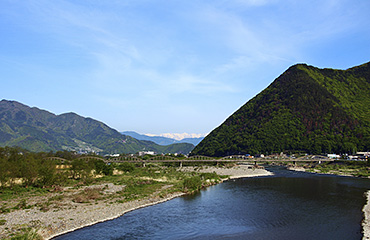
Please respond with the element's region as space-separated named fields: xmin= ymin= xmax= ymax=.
xmin=356 ymin=152 xmax=370 ymax=160
xmin=138 ymin=151 xmax=156 ymax=156
xmin=327 ymin=154 xmax=340 ymax=159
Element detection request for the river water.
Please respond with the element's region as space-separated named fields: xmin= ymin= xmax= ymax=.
xmin=54 ymin=168 xmax=370 ymax=240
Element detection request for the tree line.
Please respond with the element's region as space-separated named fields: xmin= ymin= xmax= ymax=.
xmin=0 ymin=147 xmax=114 ymax=188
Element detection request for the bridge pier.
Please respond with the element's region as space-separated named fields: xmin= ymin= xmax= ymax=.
xmin=180 ymin=161 xmax=182 ymax=168
xmin=143 ymin=162 xmax=146 ymax=167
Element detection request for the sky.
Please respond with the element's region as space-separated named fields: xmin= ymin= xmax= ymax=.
xmin=1 ymin=0 xmax=369 ymax=136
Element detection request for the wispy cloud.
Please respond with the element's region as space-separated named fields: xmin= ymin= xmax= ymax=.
xmin=1 ymin=0 xmax=369 ymax=133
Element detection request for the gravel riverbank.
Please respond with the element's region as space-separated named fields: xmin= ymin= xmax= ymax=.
xmin=0 ymin=165 xmax=272 ymax=239
xmin=180 ymin=164 xmax=274 ymax=179
xmin=2 ymin=165 xmax=369 ymax=239
xmin=0 ymin=184 xmax=185 ymax=240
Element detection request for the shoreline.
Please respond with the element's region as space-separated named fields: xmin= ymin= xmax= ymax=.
xmin=46 ymin=166 xmax=369 ymax=240
xmin=0 ymin=165 xmax=273 ymax=240
xmin=44 ymin=191 xmax=186 ymax=240
xmin=287 ymin=166 xmax=370 ymax=178
xmin=363 ymin=191 xmax=370 ymax=240
xmin=180 ymin=165 xmax=274 ymax=180
xmin=288 ymin=166 xmax=370 ymax=239
xmin=46 ymin=165 xmax=273 ymax=239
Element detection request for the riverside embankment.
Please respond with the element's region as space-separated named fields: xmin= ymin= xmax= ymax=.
xmin=363 ymin=191 xmax=370 ymax=239
xmin=54 ymin=167 xmax=370 ymax=240
xmin=0 ymin=165 xmax=272 ymax=239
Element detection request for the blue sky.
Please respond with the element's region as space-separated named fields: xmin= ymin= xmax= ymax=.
xmin=1 ymin=0 xmax=369 ymax=136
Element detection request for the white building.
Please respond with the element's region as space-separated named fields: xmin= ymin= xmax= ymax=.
xmin=138 ymin=151 xmax=156 ymax=156
xmin=327 ymin=154 xmax=340 ymax=159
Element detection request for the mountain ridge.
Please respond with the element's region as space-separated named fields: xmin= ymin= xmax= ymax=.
xmin=0 ymin=100 xmax=194 ymax=154
xmin=122 ymin=131 xmax=204 ymax=146
xmin=191 ymin=61 xmax=370 ymax=156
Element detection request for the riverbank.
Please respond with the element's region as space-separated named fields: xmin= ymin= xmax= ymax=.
xmin=363 ymin=191 xmax=370 ymax=240
xmin=287 ymin=160 xmax=370 ymax=178
xmin=0 ymin=165 xmax=273 ymax=239
xmin=180 ymin=164 xmax=274 ymax=179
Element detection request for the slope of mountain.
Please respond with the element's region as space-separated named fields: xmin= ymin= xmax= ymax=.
xmin=191 ymin=61 xmax=370 ymax=156
xmin=179 ymin=137 xmax=204 ymax=146
xmin=122 ymin=131 xmax=204 ymax=146
xmin=0 ymin=100 xmax=194 ymax=154
xmin=122 ymin=131 xmax=178 ymax=145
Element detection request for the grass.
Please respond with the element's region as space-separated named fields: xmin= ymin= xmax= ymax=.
xmin=72 ymin=188 xmax=102 ymax=203
xmin=0 ymin=163 xmax=226 ymax=239
xmin=308 ymin=161 xmax=370 ymax=177
xmin=0 ymin=186 xmax=49 ymax=201
xmin=7 ymin=228 xmax=42 ymax=240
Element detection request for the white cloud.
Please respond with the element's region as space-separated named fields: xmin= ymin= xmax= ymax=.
xmin=2 ymin=0 xmax=369 ymax=133
xmin=230 ymin=0 xmax=275 ymax=7
xmin=166 ymin=74 xmax=236 ymax=95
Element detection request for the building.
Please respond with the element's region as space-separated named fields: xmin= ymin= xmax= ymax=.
xmin=356 ymin=152 xmax=370 ymax=160
xmin=327 ymin=154 xmax=340 ymax=159
xmin=138 ymin=151 xmax=156 ymax=156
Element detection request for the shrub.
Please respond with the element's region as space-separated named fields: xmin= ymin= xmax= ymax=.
xmin=183 ymin=176 xmax=202 ymax=192
xmin=117 ymin=162 xmax=135 ymax=172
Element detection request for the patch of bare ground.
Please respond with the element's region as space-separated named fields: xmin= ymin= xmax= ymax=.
xmin=0 ymin=182 xmax=182 ymax=239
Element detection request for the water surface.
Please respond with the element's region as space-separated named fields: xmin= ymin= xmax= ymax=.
xmin=54 ymin=168 xmax=370 ymax=240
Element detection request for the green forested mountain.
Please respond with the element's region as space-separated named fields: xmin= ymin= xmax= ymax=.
xmin=191 ymin=61 xmax=370 ymax=156
xmin=0 ymin=100 xmax=194 ymax=154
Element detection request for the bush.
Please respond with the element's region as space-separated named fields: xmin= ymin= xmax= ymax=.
xmin=183 ymin=176 xmax=202 ymax=192
xmin=117 ymin=162 xmax=135 ymax=172
xmin=200 ymin=172 xmax=220 ymax=180
xmin=102 ymin=164 xmax=114 ymax=176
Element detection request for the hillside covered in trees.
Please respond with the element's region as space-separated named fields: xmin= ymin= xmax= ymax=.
xmin=191 ymin=61 xmax=370 ymax=156
xmin=0 ymin=100 xmax=194 ymax=155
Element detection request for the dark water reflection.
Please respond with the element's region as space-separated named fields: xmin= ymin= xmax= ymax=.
xmin=54 ymin=168 xmax=370 ymax=240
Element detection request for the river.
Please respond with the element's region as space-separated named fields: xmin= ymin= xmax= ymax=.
xmin=54 ymin=168 xmax=370 ymax=240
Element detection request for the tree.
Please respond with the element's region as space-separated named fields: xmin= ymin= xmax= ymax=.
xmin=0 ymin=157 xmax=9 ymax=187
xmin=71 ymin=159 xmax=92 ymax=181
xmin=38 ymin=158 xmax=57 ymax=186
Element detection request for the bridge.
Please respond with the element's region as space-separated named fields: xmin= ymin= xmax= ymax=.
xmin=45 ymin=155 xmax=334 ymax=167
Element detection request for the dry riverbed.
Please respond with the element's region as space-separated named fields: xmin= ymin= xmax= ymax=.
xmin=180 ymin=164 xmax=274 ymax=179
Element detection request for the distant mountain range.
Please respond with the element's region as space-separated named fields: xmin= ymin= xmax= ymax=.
xmin=191 ymin=61 xmax=370 ymax=156
xmin=0 ymin=100 xmax=194 ymax=154
xmin=122 ymin=131 xmax=204 ymax=146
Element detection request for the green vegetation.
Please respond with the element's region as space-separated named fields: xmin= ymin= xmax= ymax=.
xmin=192 ymin=62 xmax=370 ymax=156
xmin=0 ymin=147 xmax=225 ymax=239
xmin=308 ymin=160 xmax=370 ymax=177
xmin=0 ymin=100 xmax=194 ymax=155
xmin=183 ymin=176 xmax=202 ymax=192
